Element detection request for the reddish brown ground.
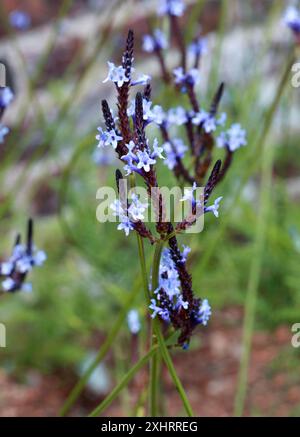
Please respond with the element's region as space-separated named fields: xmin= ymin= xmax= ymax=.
xmin=0 ymin=307 xmax=299 ymax=417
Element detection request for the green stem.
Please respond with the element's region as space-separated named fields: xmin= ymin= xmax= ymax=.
xmin=88 ymin=331 xmax=178 ymax=417
xmin=131 ymin=167 xmax=161 ymax=417
xmin=136 ymin=235 xmax=150 ymax=302
xmin=233 ymin=52 xmax=294 ymax=417
xmin=89 ymin=345 xmax=159 ymax=417
xmin=132 ymin=386 xmax=148 ymax=417
xmin=233 ymin=132 xmax=273 ymax=417
xmin=153 ymin=319 xmax=194 ymax=417
xmin=59 ymin=286 xmax=138 ymax=416
xmin=138 ymin=240 xmax=194 ymax=417
xmin=149 ymin=242 xmax=164 ymax=416
xmin=152 ymin=244 xmax=194 ymax=416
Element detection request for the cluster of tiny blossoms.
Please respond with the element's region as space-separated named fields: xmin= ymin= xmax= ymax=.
xmin=149 ymin=247 xmax=211 ymax=348
xmin=0 ymin=220 xmax=46 ymax=293
xmin=0 ymin=92 xmax=46 ymax=294
xmin=96 ymin=0 xmax=247 ymax=346
xmin=138 ymin=0 xmax=247 ymax=188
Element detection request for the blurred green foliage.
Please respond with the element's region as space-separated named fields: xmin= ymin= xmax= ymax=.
xmin=0 ymin=0 xmax=299 ymax=384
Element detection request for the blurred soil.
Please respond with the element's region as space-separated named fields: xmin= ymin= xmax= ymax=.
xmin=0 ymin=306 xmax=298 ymax=417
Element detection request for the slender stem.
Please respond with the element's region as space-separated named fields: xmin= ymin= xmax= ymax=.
xmin=89 ymin=345 xmax=159 ymax=417
xmin=131 ymin=172 xmax=159 ymax=415
xmin=233 ymin=52 xmax=295 ymax=417
xmin=234 ymin=126 xmax=273 ymax=417
xmin=132 ymin=386 xmax=148 ymax=417
xmin=153 ymin=319 xmax=194 ymax=417
xmin=59 ymin=286 xmax=138 ymax=416
xmin=137 ymin=235 xmax=193 ymax=416
xmin=88 ymin=330 xmax=178 ymax=417
xmin=149 ymin=242 xmax=164 ymax=416
xmin=152 ymin=242 xmax=194 ymax=417
xmin=149 ymin=342 xmax=159 ymax=416
xmin=136 ymin=235 xmax=150 ymax=302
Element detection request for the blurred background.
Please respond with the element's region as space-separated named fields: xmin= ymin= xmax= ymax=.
xmin=0 ymin=0 xmax=299 ymax=417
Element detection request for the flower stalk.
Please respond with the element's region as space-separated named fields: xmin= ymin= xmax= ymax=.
xmin=96 ymin=0 xmax=247 ymax=415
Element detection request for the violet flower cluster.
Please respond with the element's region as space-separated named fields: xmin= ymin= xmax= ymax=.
xmin=96 ymin=1 xmax=247 ymax=347
xmin=149 ymin=246 xmax=211 ymax=348
xmin=140 ymin=0 xmax=247 ymax=188
xmin=97 ymin=31 xmax=220 ymax=347
xmin=0 ymin=89 xmax=46 ymax=294
xmin=0 ymin=219 xmax=46 ymax=293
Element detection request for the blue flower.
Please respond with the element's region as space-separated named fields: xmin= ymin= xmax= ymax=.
xmin=176 ymin=296 xmax=189 ymax=310
xmin=192 ymin=110 xmax=226 ymax=133
xmin=9 ymin=10 xmax=31 ymax=30
xmin=205 ymin=196 xmax=223 ymax=218
xmin=168 ymin=106 xmax=188 ymax=125
xmin=151 ymin=105 xmax=166 ymax=125
xmin=196 ymin=299 xmax=212 ymax=326
xmin=173 ymin=67 xmax=200 ymax=91
xmin=158 ymin=0 xmax=186 ymax=17
xmin=142 ymin=29 xmax=168 ymax=52
xmin=121 ymin=144 xmax=155 ymax=176
xmin=123 ymin=163 xmax=135 ymax=176
xmin=163 ymin=138 xmax=187 ymax=170
xmin=110 ymin=200 xmax=134 ymax=236
xmin=127 ymin=309 xmax=141 ymax=334
xmin=96 ymin=128 xmax=122 ymax=149
xmin=136 ymin=150 xmax=156 ymax=172
xmin=180 ymin=182 xmax=197 ymax=203
xmin=122 ymin=140 xmax=136 ymax=161
xmin=103 ymin=62 xmax=129 ymax=88
xmin=13 ymin=245 xmax=47 ymax=274
xmin=110 ymin=196 xmax=147 ymax=235
xmin=2 ymin=277 xmax=16 ymax=292
xmin=0 ymin=262 xmax=13 ymax=276
xmin=158 ymin=249 xmax=181 ymax=299
xmin=117 ymin=216 xmax=134 ymax=236
xmin=284 ymin=6 xmax=300 ymax=34
xmin=2 ymin=243 xmax=46 ymax=277
xmin=0 ymin=87 xmax=14 ymax=109
xmin=149 ymin=248 xmax=212 ymax=336
xmin=127 ymin=98 xmax=153 ymax=121
xmin=96 ymin=127 xmax=109 ymax=148
xmin=180 ymin=182 xmax=202 ymax=210
xmin=149 ymin=298 xmax=171 ymax=322
xmin=217 ymin=123 xmax=247 ymax=152
xmin=181 ymin=245 xmax=191 ymax=262
xmin=121 ymin=146 xmax=139 ymax=175
xmin=131 ymin=74 xmax=152 ymax=86
xmin=151 ymin=138 xmax=165 ymax=159
xmin=2 ymin=277 xmax=32 ymax=293
xmin=0 ymin=125 xmax=9 ymax=143
xmin=128 ymin=194 xmax=148 ymax=221
xmin=188 ymin=37 xmax=208 ymax=57
xmin=110 ymin=199 xmax=125 ymax=219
